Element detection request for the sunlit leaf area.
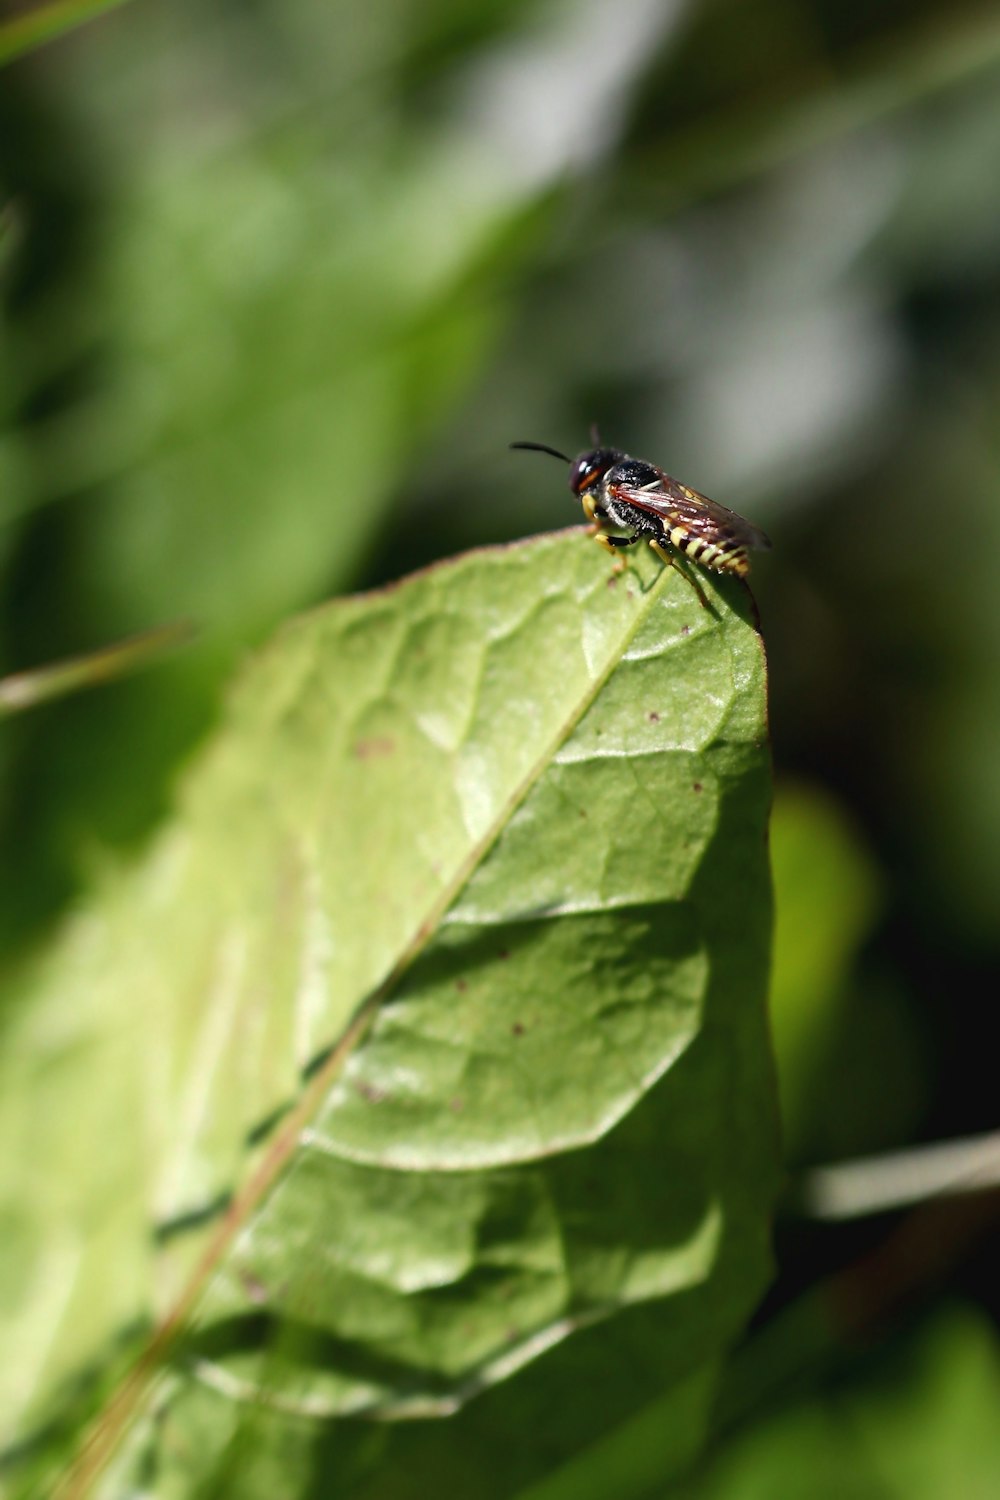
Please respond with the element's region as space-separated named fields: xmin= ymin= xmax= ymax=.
xmin=3 ymin=1 xmax=1000 ymax=1495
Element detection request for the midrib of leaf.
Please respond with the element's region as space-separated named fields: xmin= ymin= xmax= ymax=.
xmin=59 ymin=542 xmax=683 ymax=1498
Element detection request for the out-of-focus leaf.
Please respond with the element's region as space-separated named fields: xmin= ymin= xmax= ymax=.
xmin=846 ymin=1308 xmax=1000 ymax=1497
xmin=1 ymin=534 xmax=776 ymax=1496
xmin=72 ymin=148 xmax=517 ymax=639
xmin=675 ymin=1306 xmax=1000 ymax=1500
xmin=0 ymin=622 xmax=191 ymax=716
xmin=0 ymin=0 xmax=131 ymax=67
xmin=0 ymin=0 xmax=640 ymax=941
xmin=768 ymin=783 xmax=881 ymax=1156
xmin=629 ymin=6 xmax=1000 ymax=213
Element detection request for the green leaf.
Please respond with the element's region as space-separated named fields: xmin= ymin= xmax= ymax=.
xmin=1 ymin=534 xmax=776 ymax=1496
xmin=0 ymin=37 xmax=553 ymax=933
xmin=768 ymin=784 xmax=881 ymax=1156
xmin=769 ymin=785 xmax=928 ymax=1166
xmin=677 ymin=1306 xmax=1000 ymax=1500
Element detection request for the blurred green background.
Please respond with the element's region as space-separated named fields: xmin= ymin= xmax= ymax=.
xmin=3 ymin=0 xmax=1000 ymax=1490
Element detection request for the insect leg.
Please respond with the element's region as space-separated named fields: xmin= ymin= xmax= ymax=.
xmin=581 ymin=493 xmax=603 ymax=529
xmin=594 ymin=530 xmax=640 ymax=574
xmin=649 ymin=538 xmax=710 ymax=609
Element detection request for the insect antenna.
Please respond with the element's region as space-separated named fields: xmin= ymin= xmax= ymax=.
xmin=510 ymin=441 xmax=572 ymax=464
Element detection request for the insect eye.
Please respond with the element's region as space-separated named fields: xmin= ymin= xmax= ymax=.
xmin=569 ymin=457 xmax=598 ymax=493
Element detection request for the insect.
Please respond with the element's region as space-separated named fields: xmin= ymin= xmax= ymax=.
xmin=511 ymin=437 xmax=770 ymax=606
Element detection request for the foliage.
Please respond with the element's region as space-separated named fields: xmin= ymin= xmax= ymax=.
xmin=680 ymin=1307 xmax=1000 ymax=1500
xmin=3 ymin=0 xmax=1000 ymax=1495
xmin=2 ymin=543 xmax=775 ymax=1495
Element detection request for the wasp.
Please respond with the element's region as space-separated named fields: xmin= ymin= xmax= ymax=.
xmin=511 ymin=438 xmax=770 ymax=606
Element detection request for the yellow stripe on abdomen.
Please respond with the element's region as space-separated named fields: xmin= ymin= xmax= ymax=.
xmin=667 ymin=526 xmax=751 ymax=576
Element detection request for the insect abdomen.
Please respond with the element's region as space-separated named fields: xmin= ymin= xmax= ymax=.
xmin=667 ymin=525 xmax=749 ymax=577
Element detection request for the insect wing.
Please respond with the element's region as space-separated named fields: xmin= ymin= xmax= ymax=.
xmin=608 ymin=472 xmax=771 ymax=552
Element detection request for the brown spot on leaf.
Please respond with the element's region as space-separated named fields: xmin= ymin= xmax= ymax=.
xmin=455 ymin=977 xmax=468 ymax=993
xmin=357 ymin=1081 xmax=388 ymax=1104
xmin=648 ymin=711 xmax=660 ymax=723
xmin=238 ymin=1268 xmax=269 ymax=1305
xmin=354 ymin=736 xmax=396 ymax=761
xmin=692 ymin=782 xmax=703 ymax=793
xmin=512 ymin=1022 xmax=525 ymax=1037
xmin=497 ymin=949 xmax=510 ymax=961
